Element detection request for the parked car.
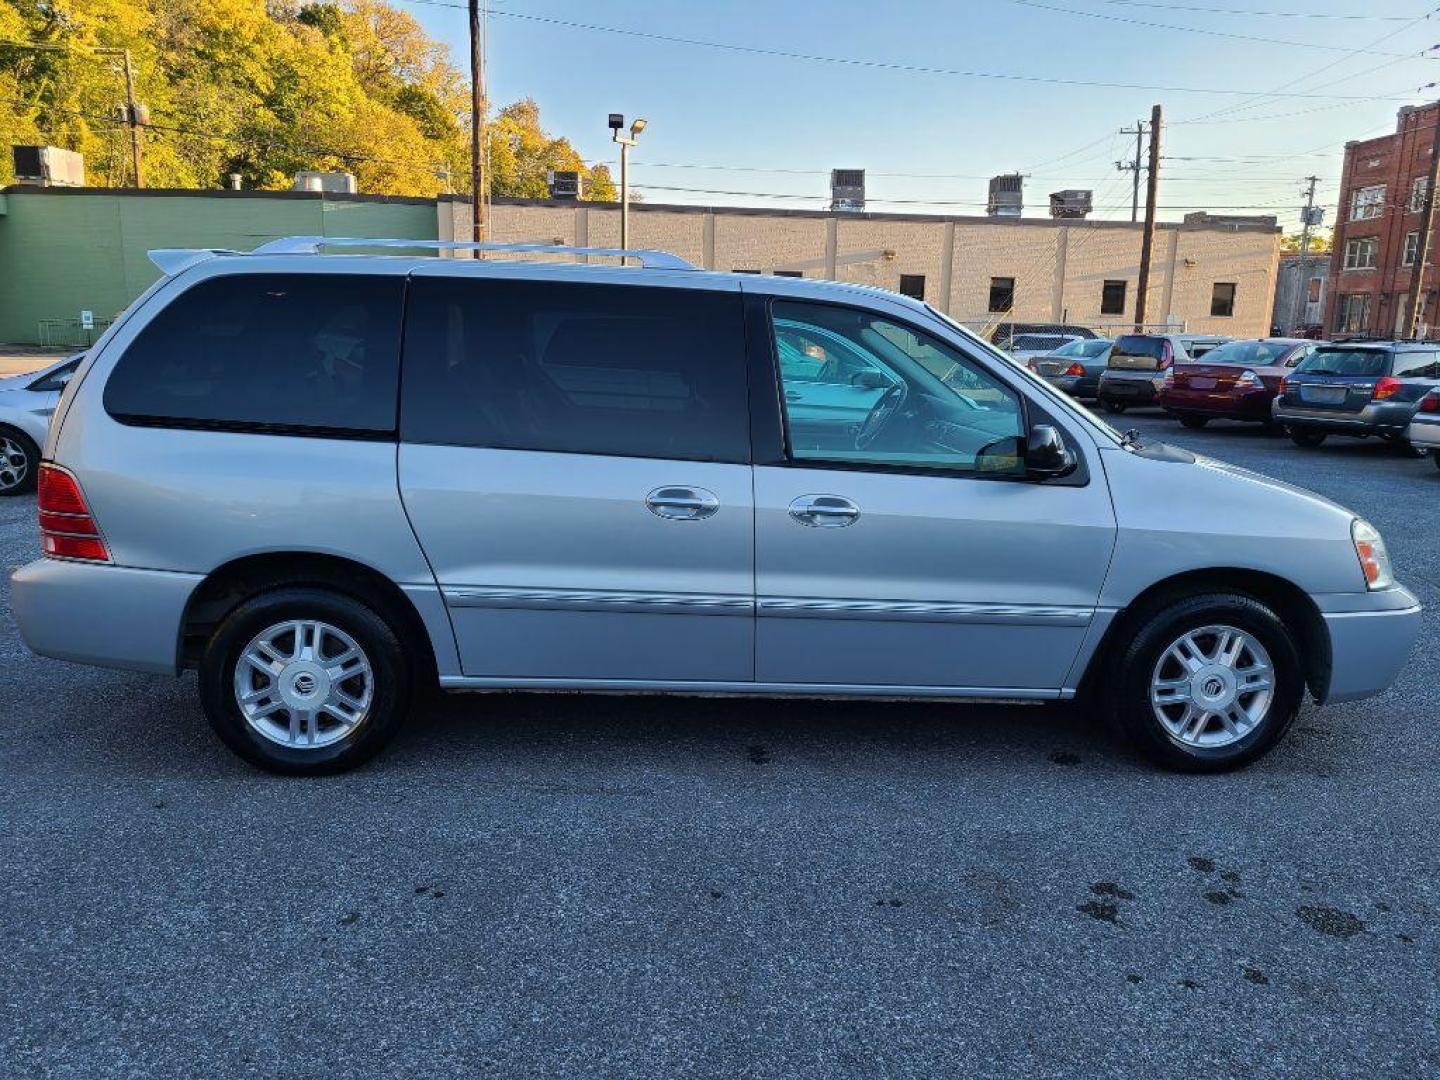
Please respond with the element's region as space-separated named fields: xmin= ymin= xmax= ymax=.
xmin=990 ymin=322 xmax=1098 ymax=351
xmin=11 ymin=237 xmax=1420 ymax=775
xmin=1097 ymin=334 xmax=1232 ymax=413
xmin=1274 ymin=341 xmax=1440 ymax=450
xmin=0 ymin=352 xmax=83 ymax=495
xmin=1405 ymin=390 xmax=1440 ymax=470
xmin=1009 ymin=332 xmax=1083 ymax=363
xmin=1159 ymin=338 xmax=1316 ymax=429
xmin=1027 ymin=338 xmax=1113 ymax=399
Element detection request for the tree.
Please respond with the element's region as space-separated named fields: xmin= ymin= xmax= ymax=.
xmin=0 ymin=0 xmax=615 ymax=200
xmin=1281 ymin=228 xmax=1332 ymax=255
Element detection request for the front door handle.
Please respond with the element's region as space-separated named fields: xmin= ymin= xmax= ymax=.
xmin=646 ymin=486 xmax=720 ymax=521
xmin=788 ymin=494 xmax=861 ymax=527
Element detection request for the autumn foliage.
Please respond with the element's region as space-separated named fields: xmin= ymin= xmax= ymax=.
xmin=0 ymin=0 xmax=615 ymax=198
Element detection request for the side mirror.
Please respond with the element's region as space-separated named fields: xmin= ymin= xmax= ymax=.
xmin=1025 ymin=424 xmax=1077 ymax=478
xmin=851 ymin=369 xmax=891 ymax=389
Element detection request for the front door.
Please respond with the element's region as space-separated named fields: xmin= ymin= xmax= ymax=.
xmin=752 ymin=298 xmax=1116 ymax=693
xmin=399 ymin=270 xmax=755 ymax=683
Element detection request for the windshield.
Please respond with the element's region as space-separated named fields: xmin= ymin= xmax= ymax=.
xmin=1295 ymin=348 xmax=1388 ymax=377
xmin=1188 ymin=340 xmax=1292 ymax=366
xmin=1055 ymin=339 xmax=1110 ymax=358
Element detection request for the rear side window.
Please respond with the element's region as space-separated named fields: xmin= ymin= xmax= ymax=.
xmin=1393 ymin=351 xmax=1440 ymax=379
xmin=105 ymin=273 xmax=403 ymax=435
xmin=401 ymin=277 xmax=749 ymax=462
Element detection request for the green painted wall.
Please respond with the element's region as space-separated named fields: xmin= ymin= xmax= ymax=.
xmin=0 ymin=189 xmax=438 ymax=344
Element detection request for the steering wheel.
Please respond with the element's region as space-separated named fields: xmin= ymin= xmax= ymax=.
xmin=855 ymin=380 xmax=908 ymax=450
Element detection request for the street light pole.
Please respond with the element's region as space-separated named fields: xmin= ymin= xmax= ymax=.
xmin=609 ymin=114 xmax=646 ymax=251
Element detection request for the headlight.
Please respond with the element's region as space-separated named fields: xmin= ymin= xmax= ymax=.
xmin=1352 ymin=519 xmax=1394 ymax=591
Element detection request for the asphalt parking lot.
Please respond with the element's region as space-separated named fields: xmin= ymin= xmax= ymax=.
xmin=2 ymin=412 xmax=1438 ymax=1078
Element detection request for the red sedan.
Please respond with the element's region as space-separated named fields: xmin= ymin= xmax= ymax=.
xmin=1160 ymin=338 xmax=1317 ymax=429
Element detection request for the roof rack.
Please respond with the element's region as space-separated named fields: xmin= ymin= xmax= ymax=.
xmin=249 ymin=235 xmax=696 ymax=270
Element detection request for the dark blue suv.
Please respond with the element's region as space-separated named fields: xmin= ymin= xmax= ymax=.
xmin=1273 ymin=341 xmax=1440 ymax=451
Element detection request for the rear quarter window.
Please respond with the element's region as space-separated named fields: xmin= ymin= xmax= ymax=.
xmin=103 ymin=273 xmax=404 ymax=435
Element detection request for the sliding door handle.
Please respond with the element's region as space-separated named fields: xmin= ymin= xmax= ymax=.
xmin=788 ymin=494 xmax=861 ymax=527
xmin=646 ymin=486 xmax=720 ymax=521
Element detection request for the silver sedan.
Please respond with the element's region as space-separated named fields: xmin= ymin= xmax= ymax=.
xmin=0 ymin=353 xmax=83 ymax=495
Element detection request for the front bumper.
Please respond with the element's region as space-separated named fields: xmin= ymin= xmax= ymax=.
xmin=10 ymin=558 xmax=201 ymax=675
xmin=1273 ymin=398 xmax=1417 ymax=437
xmin=1318 ymin=586 xmax=1423 ymax=704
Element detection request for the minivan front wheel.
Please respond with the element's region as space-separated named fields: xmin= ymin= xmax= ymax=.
xmin=199 ymin=587 xmax=412 ymax=774
xmin=1105 ymin=593 xmax=1303 ymax=771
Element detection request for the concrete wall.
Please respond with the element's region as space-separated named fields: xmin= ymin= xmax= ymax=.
xmin=0 ymin=188 xmax=436 ymax=343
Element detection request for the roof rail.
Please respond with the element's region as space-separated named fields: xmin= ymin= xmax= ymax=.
xmin=248 ymin=235 xmax=696 ymax=270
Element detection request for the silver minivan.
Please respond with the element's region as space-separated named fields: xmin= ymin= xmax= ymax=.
xmin=10 ymin=238 xmax=1421 ymax=774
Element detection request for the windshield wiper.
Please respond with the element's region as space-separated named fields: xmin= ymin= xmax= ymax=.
xmin=1120 ymin=428 xmax=1145 ymax=450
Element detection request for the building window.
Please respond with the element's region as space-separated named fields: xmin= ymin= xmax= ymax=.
xmin=1100 ymin=280 xmax=1127 ymax=315
xmin=773 ymin=270 xmax=803 ymax=278
xmin=1210 ymin=282 xmax=1237 ymax=318
xmin=1403 ymin=231 xmax=1421 ymax=267
xmin=732 ymin=269 xmax=761 ymax=274
xmin=1306 ymin=277 xmax=1322 ymax=304
xmin=898 ymin=274 xmax=926 ymax=300
xmin=988 ymin=277 xmax=1015 ymax=313
xmin=1411 ymin=177 xmax=1432 ymax=214
xmin=1335 ymin=293 xmax=1371 ymax=335
xmin=1343 ymin=237 xmax=1379 ymax=271
xmin=1349 ymin=185 xmax=1385 ymax=222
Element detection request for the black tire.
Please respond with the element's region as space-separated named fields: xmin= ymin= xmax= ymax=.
xmin=1433 ymin=451 xmax=1440 ymax=472
xmin=1288 ymin=426 xmax=1327 ymax=448
xmin=1102 ymin=400 xmax=1128 ymax=415
xmin=0 ymin=426 xmax=40 ymax=496
xmin=199 ymin=587 xmax=413 ymax=775
xmin=1103 ymin=592 xmax=1304 ymax=772
xmin=1179 ymin=415 xmax=1210 ymax=430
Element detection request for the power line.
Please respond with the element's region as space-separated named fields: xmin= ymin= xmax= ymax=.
xmin=1102 ymin=0 xmax=1424 ymax=18
xmin=1011 ymin=0 xmax=1435 ymax=56
xmin=390 ymin=0 xmax=1422 ymax=100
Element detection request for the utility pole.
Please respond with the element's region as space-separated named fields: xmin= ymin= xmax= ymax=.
xmin=1291 ymin=175 xmax=1320 ymax=334
xmin=1408 ymin=106 xmax=1440 ymax=340
xmin=468 ymin=0 xmax=485 ymax=245
xmin=1117 ymin=119 xmax=1146 ymax=224
xmin=120 ymin=50 xmax=143 ymax=188
xmin=1134 ymin=104 xmax=1163 ymax=333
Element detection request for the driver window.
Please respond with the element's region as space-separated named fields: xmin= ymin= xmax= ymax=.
xmin=772 ymin=300 xmax=1026 ymax=474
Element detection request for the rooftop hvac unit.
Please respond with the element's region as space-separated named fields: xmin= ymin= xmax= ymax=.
xmin=11 ymin=146 xmax=85 ymax=187
xmin=1048 ymin=189 xmax=1093 ymax=219
xmin=831 ymin=168 xmax=865 ymax=212
xmin=987 ymin=173 xmax=1024 ymax=217
xmin=547 ymin=169 xmax=583 ymax=200
xmin=292 ymin=171 xmax=357 ymax=194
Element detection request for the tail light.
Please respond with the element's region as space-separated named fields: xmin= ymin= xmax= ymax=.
xmin=1160 ymin=340 xmax=1174 ymax=368
xmin=1373 ymin=377 xmax=1403 ymax=401
xmin=1235 ymin=370 xmax=1262 ymax=389
xmin=1421 ymin=392 xmax=1440 ymax=414
xmin=1064 ymin=362 xmax=1085 ymax=377
xmin=37 ymin=465 xmax=110 ymax=562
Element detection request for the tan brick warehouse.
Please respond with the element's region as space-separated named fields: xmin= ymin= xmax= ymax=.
xmin=446 ymin=197 xmax=1282 ymax=338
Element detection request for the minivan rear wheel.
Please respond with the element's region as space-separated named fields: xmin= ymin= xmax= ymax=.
xmin=1105 ymin=592 xmax=1303 ymax=771
xmin=0 ymin=428 xmax=39 ymax=495
xmin=199 ymin=587 xmax=412 ymax=774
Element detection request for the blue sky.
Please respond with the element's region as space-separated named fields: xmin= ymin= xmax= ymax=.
xmin=399 ymin=0 xmax=1439 ymax=231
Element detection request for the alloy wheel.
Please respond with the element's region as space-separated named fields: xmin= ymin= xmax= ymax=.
xmin=1149 ymin=624 xmax=1275 ymax=749
xmin=233 ymin=619 xmax=374 ymax=749
xmin=0 ymin=435 xmax=29 ymax=491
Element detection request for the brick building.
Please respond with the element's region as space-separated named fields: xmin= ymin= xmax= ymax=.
xmin=1326 ymin=102 xmax=1438 ymax=338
